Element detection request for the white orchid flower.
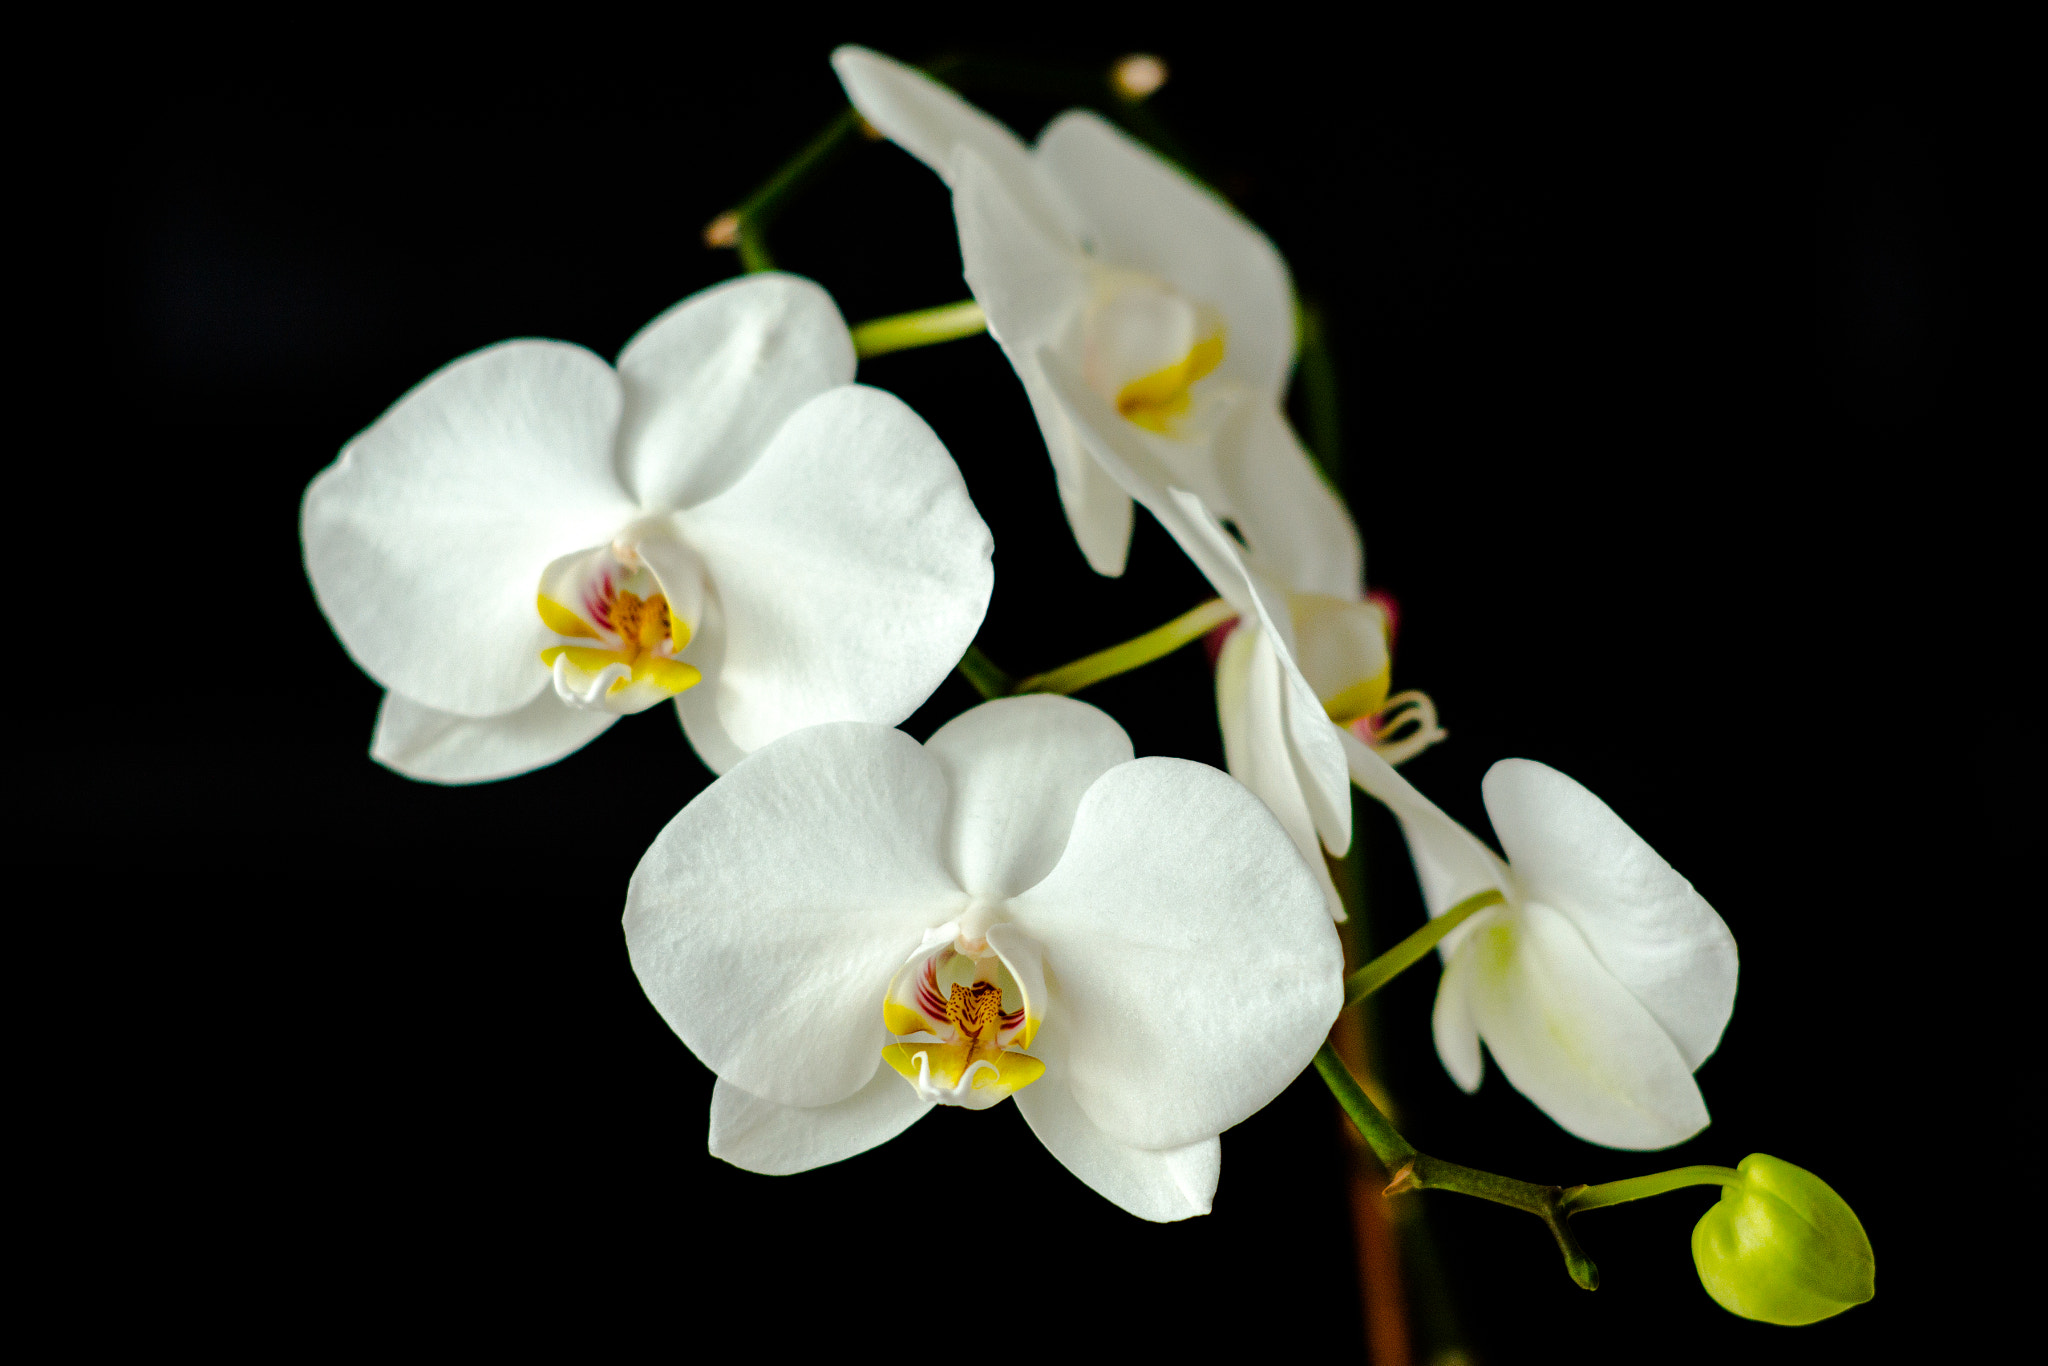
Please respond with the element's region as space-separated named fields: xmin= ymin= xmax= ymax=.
xmin=1345 ymin=737 xmax=1739 ymax=1150
xmin=302 ymin=273 xmax=993 ymax=783
xmin=833 ymin=45 xmax=1355 ymax=580
xmin=1017 ymin=403 xmax=1399 ymax=922
xmin=624 ymin=695 xmax=1342 ymax=1221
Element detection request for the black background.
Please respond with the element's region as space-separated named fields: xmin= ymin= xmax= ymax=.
xmin=82 ymin=22 xmax=2019 ymax=1359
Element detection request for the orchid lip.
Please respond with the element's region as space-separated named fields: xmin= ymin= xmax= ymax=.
xmin=880 ymin=922 xmax=1044 ymax=1109
xmin=534 ymin=541 xmax=703 ymax=715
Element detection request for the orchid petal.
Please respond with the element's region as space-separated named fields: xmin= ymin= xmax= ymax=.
xmin=949 ymin=150 xmax=1132 ymax=576
xmin=1432 ymin=944 xmax=1487 ymax=1093
xmin=1481 ymin=760 xmax=1738 ymax=1070
xmin=1034 ymin=344 xmax=1233 ymax=549
xmin=707 ymin=1072 xmax=931 ymax=1176
xmin=1218 ymin=625 xmax=1343 ymax=919
xmin=1213 ymin=404 xmax=1363 ymax=600
xmin=925 ymin=695 xmax=1134 ymax=902
xmin=831 ymin=46 xmax=1079 ymax=248
xmin=1035 ymin=111 xmax=1294 ymax=398
xmin=615 ymin=273 xmax=855 ymax=513
xmin=669 ymin=591 xmax=747 ymax=775
xmin=1007 ymin=757 xmax=1341 ymax=1150
xmin=1451 ymin=898 xmax=1711 ymax=1150
xmin=1014 ymin=1032 xmax=1220 ymax=1222
xmin=1290 ymin=593 xmax=1390 ymax=721
xmin=677 ymin=385 xmax=993 ymax=753
xmin=1153 ymin=489 xmax=1352 ymax=861
xmin=624 ymin=723 xmax=964 ymax=1108
xmin=370 ymin=689 xmax=615 ymax=784
xmin=1341 ymin=729 xmax=1512 ymax=960
xmin=302 ymin=340 xmax=636 ymax=717
xmin=953 ymin=147 xmax=1090 ymax=355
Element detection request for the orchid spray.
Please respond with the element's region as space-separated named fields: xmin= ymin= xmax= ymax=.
xmin=301 ymin=45 xmax=1875 ymax=1349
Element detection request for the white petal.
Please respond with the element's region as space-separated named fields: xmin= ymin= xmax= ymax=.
xmin=1481 ymin=760 xmax=1738 ymax=1070
xmin=1034 ymin=111 xmax=1294 ymax=398
xmin=1013 ymin=1032 xmax=1220 ymax=1222
xmin=1290 ymin=593 xmax=1390 ymax=715
xmin=951 ymin=151 xmax=1131 ymax=576
xmin=925 ymin=696 xmax=1134 ymax=902
xmin=1431 ymin=946 xmax=1486 ymax=1093
xmin=1213 ymin=404 xmax=1363 ymax=600
xmin=1007 ymin=757 xmax=1341 ymax=1150
xmin=1153 ymin=489 xmax=1351 ymax=861
xmin=623 ymin=723 xmax=965 ymax=1108
xmin=707 ymin=1072 xmax=930 ymax=1176
xmin=954 ymin=147 xmax=1090 ymax=357
xmin=670 ymin=591 xmax=748 ymax=775
xmin=1341 ymin=728 xmax=1511 ymax=960
xmin=1459 ymin=899 xmax=1711 ymax=1150
xmin=1218 ymin=625 xmax=1343 ymax=919
xmin=831 ymin=46 xmax=1079 ymax=247
xmin=370 ymin=688 xmax=615 ymax=784
xmin=1046 ymin=406 xmax=1137 ymax=578
xmin=677 ymin=385 xmax=993 ymax=753
xmin=302 ymin=340 xmax=636 ymax=717
xmin=615 ymin=274 xmax=855 ymax=513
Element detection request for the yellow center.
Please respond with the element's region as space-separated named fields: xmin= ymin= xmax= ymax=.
xmin=537 ymin=585 xmax=701 ymax=700
xmin=1116 ymin=333 xmax=1225 ymax=434
xmin=881 ymin=963 xmax=1045 ymax=1103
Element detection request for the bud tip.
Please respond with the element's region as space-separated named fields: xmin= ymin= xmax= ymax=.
xmin=703 ymin=212 xmax=741 ymax=249
xmin=1111 ymin=54 xmax=1169 ymax=102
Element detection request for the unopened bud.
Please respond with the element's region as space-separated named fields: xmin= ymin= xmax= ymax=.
xmin=1111 ymin=54 xmax=1168 ymax=102
xmin=1692 ymin=1154 xmax=1875 ymax=1325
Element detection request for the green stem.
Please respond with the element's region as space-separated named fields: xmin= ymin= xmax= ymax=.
xmin=1344 ymin=889 xmax=1506 ymax=1006
xmin=1561 ymin=1166 xmax=1740 ymax=1214
xmin=957 ymin=645 xmax=1013 ymax=701
xmin=1315 ymin=1042 xmax=1601 ymax=1291
xmin=1014 ymin=598 xmax=1237 ymax=696
xmin=1314 ymin=1042 xmax=1417 ymax=1172
xmin=851 ymin=301 xmax=988 ymax=359
xmin=719 ymin=107 xmax=864 ymax=273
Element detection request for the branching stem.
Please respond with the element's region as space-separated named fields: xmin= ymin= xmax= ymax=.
xmin=1315 ymin=1042 xmax=1600 ymax=1290
xmin=713 ymin=107 xmax=864 ymax=273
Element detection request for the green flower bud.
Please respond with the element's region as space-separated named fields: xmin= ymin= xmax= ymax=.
xmin=1691 ymin=1153 xmax=1875 ymax=1325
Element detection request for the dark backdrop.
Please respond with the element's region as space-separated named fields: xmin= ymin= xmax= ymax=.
xmin=87 ymin=25 xmax=2014 ymax=1359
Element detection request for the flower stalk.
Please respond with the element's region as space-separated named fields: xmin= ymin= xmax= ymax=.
xmin=1315 ymin=1043 xmax=1601 ymax=1291
xmin=709 ymin=107 xmax=865 ymax=272
xmin=957 ymin=645 xmax=1014 ymax=700
xmin=1562 ymin=1166 xmax=1741 ymax=1214
xmin=1014 ymin=598 xmax=1237 ymax=696
xmin=852 ymin=300 xmax=989 ymax=358
xmin=1343 ymin=888 xmax=1506 ymax=1006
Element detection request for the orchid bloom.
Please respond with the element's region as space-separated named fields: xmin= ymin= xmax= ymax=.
xmin=1345 ymin=739 xmax=1739 ymax=1150
xmin=833 ymin=46 xmax=1354 ymax=580
xmin=1044 ymin=455 xmax=1419 ymax=919
xmin=302 ymin=274 xmax=993 ymax=783
xmin=623 ymin=695 xmax=1341 ymax=1221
